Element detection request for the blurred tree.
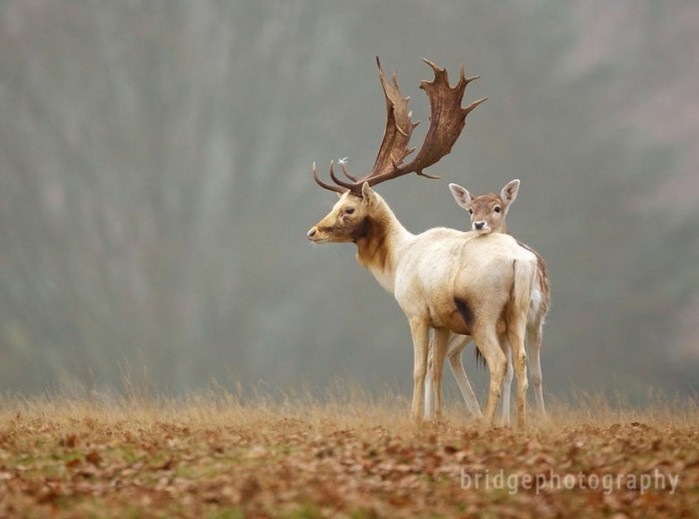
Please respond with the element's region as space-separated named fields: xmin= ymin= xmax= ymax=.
xmin=0 ymin=0 xmax=696 ymax=399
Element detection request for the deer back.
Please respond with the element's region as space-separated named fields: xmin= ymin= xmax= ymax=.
xmin=393 ymin=230 xmax=537 ymax=335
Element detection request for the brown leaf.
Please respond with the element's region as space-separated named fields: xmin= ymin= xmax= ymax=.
xmin=65 ymin=458 xmax=82 ymax=469
xmin=154 ymin=457 xmax=175 ymax=471
xmin=240 ymin=475 xmax=262 ymax=502
xmin=60 ymin=434 xmax=78 ymax=448
xmin=85 ymin=450 xmax=103 ymax=466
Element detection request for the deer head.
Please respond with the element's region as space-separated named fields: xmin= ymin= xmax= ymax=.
xmin=449 ymin=179 xmax=520 ymax=235
xmin=306 ymin=183 xmax=384 ymax=244
xmin=308 ymin=57 xmax=486 ymax=244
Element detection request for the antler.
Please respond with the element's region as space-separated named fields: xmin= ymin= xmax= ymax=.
xmin=313 ymin=57 xmax=487 ymax=195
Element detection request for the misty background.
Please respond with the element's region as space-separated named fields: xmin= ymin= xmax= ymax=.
xmin=1 ymin=1 xmax=697 ymax=404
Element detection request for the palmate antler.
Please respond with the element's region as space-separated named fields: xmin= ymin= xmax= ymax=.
xmin=313 ymin=57 xmax=487 ymax=195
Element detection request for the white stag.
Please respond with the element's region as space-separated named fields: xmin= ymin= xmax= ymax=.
xmin=425 ymin=180 xmax=551 ymax=423
xmin=306 ymin=58 xmax=537 ymax=428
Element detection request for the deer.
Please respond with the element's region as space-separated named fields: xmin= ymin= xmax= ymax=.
xmin=424 ymin=179 xmax=551 ymax=424
xmin=306 ymin=58 xmax=538 ymax=428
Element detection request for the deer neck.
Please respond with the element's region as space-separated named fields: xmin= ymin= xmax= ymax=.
xmin=354 ymin=201 xmax=411 ymax=293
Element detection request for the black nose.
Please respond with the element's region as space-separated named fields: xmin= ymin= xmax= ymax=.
xmin=307 ymin=228 xmax=317 ymax=239
xmin=474 ymin=221 xmax=485 ymax=230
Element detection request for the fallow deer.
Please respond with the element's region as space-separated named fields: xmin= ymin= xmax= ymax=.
xmin=306 ymin=58 xmax=537 ymax=428
xmin=426 ymin=180 xmax=551 ymax=423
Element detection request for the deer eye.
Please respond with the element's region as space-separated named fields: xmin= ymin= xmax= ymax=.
xmin=494 ymin=206 xmax=502 ymax=213
xmin=343 ymin=207 xmax=355 ymax=215
xmin=468 ymin=208 xmax=473 ymax=215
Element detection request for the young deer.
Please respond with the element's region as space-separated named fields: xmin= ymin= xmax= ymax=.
xmin=307 ymin=58 xmax=537 ymax=428
xmin=427 ymin=180 xmax=550 ymax=423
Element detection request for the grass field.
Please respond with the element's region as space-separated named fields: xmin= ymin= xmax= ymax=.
xmin=0 ymin=389 xmax=697 ymax=518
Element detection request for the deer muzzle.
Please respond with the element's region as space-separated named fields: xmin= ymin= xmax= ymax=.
xmin=473 ymin=221 xmax=488 ymax=232
xmin=307 ymin=226 xmax=320 ymax=241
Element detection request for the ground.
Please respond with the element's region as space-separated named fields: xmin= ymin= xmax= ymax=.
xmin=0 ymin=391 xmax=697 ymax=518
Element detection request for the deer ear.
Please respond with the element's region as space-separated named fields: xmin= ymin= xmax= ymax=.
xmin=449 ymin=183 xmax=473 ymax=210
xmin=361 ymin=182 xmax=377 ymax=205
xmin=500 ymin=179 xmax=520 ymax=212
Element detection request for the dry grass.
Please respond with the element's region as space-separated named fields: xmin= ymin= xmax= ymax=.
xmin=0 ymin=388 xmax=697 ymax=518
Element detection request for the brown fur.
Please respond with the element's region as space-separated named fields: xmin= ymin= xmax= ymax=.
xmin=516 ymin=240 xmax=551 ymax=315
xmin=354 ymin=216 xmax=390 ymax=272
xmin=470 ymin=193 xmax=510 ymax=234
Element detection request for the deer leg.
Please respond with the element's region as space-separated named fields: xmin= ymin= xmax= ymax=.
xmin=474 ymin=327 xmax=507 ymax=427
xmin=499 ymin=337 xmax=514 ymax=426
xmin=507 ymin=322 xmax=529 ymax=430
xmin=430 ymin=327 xmax=450 ymax=421
xmin=446 ymin=335 xmax=482 ymax=418
xmin=409 ymin=319 xmax=430 ymax=422
xmin=527 ymin=323 xmax=546 ymax=417
xmin=424 ymin=337 xmax=435 ymax=420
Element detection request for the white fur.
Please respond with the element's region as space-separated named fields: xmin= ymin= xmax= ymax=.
xmin=309 ymin=187 xmax=537 ymax=427
xmin=425 ymin=180 xmax=550 ymax=425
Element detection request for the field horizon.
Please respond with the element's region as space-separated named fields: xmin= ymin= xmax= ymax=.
xmin=1 ymin=388 xmax=697 ymax=518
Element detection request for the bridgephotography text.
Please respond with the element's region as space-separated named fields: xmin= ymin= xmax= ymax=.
xmin=460 ymin=468 xmax=680 ymax=495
